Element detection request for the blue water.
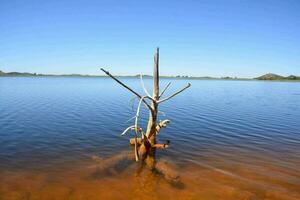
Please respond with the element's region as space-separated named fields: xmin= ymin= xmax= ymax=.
xmin=1 ymin=77 xmax=300 ymax=199
xmin=0 ymin=77 xmax=300 ymax=170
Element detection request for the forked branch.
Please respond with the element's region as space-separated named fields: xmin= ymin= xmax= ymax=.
xmin=100 ymin=48 xmax=190 ymax=168
xmin=120 ymin=125 xmax=135 ymax=136
xmin=140 ymin=75 xmax=155 ymax=102
xmin=135 ymin=96 xmax=146 ymax=137
xmin=159 ymin=82 xmax=171 ymax=98
xmin=121 ymin=96 xmax=146 ymax=161
xmin=120 ymin=93 xmax=154 ymax=162
xmin=101 ymin=68 xmax=153 ymax=111
xmin=158 ymin=83 xmax=191 ymax=104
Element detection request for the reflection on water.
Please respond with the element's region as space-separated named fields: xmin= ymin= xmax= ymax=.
xmin=1 ymin=156 xmax=299 ymax=200
xmin=0 ymin=77 xmax=300 ymax=199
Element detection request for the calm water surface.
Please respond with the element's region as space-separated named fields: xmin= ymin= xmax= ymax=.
xmin=0 ymin=77 xmax=299 ymax=200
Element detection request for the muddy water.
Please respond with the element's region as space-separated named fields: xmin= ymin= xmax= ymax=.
xmin=0 ymin=77 xmax=300 ymax=199
xmin=1 ymin=154 xmax=299 ymax=200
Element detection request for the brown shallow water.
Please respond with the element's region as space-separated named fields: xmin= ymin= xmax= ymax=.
xmin=1 ymin=150 xmax=299 ymax=200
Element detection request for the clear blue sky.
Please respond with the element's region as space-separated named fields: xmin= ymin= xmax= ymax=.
xmin=1 ymin=0 xmax=299 ymax=78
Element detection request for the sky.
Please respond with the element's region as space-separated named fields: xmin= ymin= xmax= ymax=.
xmin=0 ymin=0 xmax=300 ymax=78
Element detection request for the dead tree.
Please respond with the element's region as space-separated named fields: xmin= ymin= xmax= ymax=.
xmin=101 ymin=48 xmax=190 ymax=169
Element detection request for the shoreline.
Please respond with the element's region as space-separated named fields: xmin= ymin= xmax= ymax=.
xmin=1 ymin=75 xmax=300 ymax=82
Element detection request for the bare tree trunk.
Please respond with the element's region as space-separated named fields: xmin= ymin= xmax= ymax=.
xmin=101 ymin=47 xmax=190 ymax=165
xmin=148 ymin=47 xmax=160 ymax=141
xmin=138 ymin=48 xmax=159 ymax=167
xmin=100 ymin=47 xmax=191 ymax=183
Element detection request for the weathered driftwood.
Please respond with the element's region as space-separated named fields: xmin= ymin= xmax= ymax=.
xmin=130 ymin=138 xmax=170 ymax=149
xmin=100 ymin=48 xmax=190 ymax=180
xmin=155 ymin=119 xmax=170 ymax=135
xmin=130 ymin=138 xmax=143 ymax=145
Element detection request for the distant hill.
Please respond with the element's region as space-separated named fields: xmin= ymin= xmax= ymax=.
xmin=0 ymin=70 xmax=218 ymax=79
xmin=6 ymin=72 xmax=37 ymax=76
xmin=1 ymin=70 xmax=299 ymax=81
xmin=256 ymin=73 xmax=300 ymax=81
xmin=286 ymin=75 xmax=300 ymax=80
xmin=0 ymin=70 xmax=37 ymax=76
xmin=256 ymin=73 xmax=284 ymax=80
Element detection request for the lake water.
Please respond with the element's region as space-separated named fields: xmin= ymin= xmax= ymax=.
xmin=0 ymin=77 xmax=299 ymax=200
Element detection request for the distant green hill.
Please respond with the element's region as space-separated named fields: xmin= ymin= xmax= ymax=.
xmin=256 ymin=73 xmax=300 ymax=81
xmin=0 ymin=70 xmax=37 ymax=76
xmin=286 ymin=75 xmax=300 ymax=80
xmin=256 ymin=73 xmax=284 ymax=80
xmin=6 ymin=72 xmax=37 ymax=76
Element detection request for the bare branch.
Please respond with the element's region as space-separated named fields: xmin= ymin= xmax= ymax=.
xmin=101 ymin=68 xmax=153 ymax=111
xmin=140 ymin=74 xmax=155 ymax=101
xmin=101 ymin=68 xmax=141 ymax=97
xmin=132 ymin=96 xmax=147 ymax=161
xmin=121 ymin=126 xmax=143 ymax=136
xmin=122 ymin=97 xmax=147 ymax=136
xmin=122 ymin=95 xmax=151 ymax=155
xmin=134 ymin=96 xmax=144 ymax=134
xmin=152 ymin=143 xmax=169 ymax=149
xmin=133 ymin=96 xmax=150 ymax=140
xmin=156 ymin=119 xmax=170 ymax=135
xmin=159 ymin=82 xmax=171 ymax=98
xmin=158 ymin=83 xmax=191 ymax=104
xmin=134 ymin=135 xmax=139 ymax=161
xmin=130 ymin=95 xmax=153 ymax=115
xmin=152 ymin=140 xmax=170 ymax=149
xmin=120 ymin=125 xmax=135 ymax=136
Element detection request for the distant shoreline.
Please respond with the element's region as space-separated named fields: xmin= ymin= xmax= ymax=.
xmin=0 ymin=70 xmax=299 ymax=82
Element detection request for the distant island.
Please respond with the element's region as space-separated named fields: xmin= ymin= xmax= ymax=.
xmin=0 ymin=70 xmax=95 ymax=77
xmin=0 ymin=70 xmax=299 ymax=81
xmin=255 ymin=73 xmax=300 ymax=81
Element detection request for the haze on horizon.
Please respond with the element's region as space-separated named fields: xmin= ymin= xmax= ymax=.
xmin=1 ymin=0 xmax=300 ymax=78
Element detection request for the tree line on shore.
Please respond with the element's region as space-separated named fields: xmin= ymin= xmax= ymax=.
xmin=0 ymin=70 xmax=299 ymax=81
